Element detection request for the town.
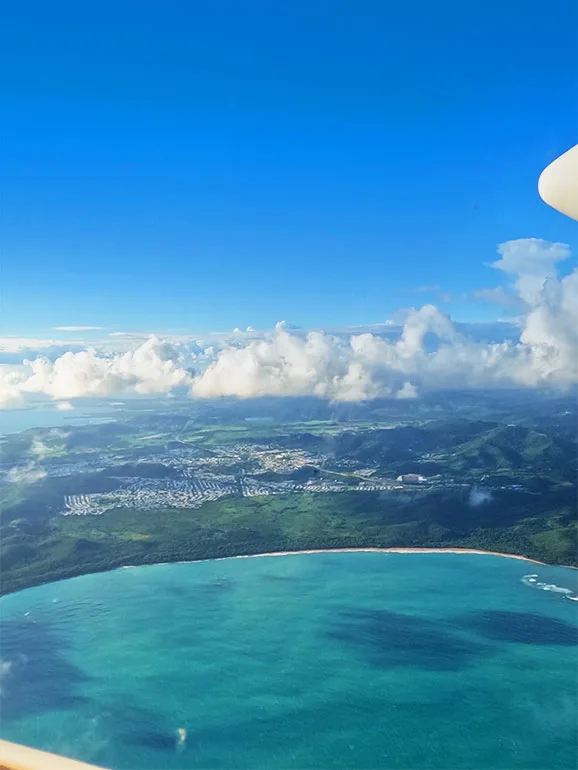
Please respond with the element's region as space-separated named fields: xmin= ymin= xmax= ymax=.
xmin=61 ymin=442 xmax=408 ymax=516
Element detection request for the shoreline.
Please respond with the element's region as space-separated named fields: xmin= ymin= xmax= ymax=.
xmin=222 ymin=547 xmax=551 ymax=565
xmin=134 ymin=546 xmax=578 ymax=569
xmin=3 ymin=547 xmax=577 ymax=597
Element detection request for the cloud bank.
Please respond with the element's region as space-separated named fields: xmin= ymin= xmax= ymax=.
xmin=1 ymin=239 xmax=576 ymax=407
xmin=0 ymin=337 xmax=193 ymax=407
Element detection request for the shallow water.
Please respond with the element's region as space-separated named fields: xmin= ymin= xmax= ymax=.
xmin=0 ymin=404 xmax=117 ymax=435
xmin=1 ymin=552 xmax=577 ymax=769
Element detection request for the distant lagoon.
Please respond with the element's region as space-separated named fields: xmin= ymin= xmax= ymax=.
xmin=1 ymin=551 xmax=577 ymax=769
xmin=0 ymin=404 xmax=121 ymax=435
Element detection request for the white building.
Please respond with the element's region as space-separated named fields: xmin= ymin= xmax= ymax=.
xmin=396 ymin=473 xmax=426 ymax=483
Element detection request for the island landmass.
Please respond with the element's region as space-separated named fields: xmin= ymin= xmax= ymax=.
xmin=1 ymin=391 xmax=576 ymax=595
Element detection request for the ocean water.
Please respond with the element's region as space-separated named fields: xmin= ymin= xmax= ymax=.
xmin=1 ymin=552 xmax=577 ymax=770
xmin=0 ymin=404 xmax=118 ymax=435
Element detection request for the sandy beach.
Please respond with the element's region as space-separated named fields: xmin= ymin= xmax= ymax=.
xmin=145 ymin=546 xmax=577 ymax=572
xmin=220 ymin=547 xmax=553 ymax=566
xmin=13 ymin=546 xmax=576 ymax=596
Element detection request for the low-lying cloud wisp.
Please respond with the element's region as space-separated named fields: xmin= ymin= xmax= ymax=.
xmin=7 ymin=462 xmax=47 ymax=484
xmin=468 ymin=487 xmax=494 ymax=508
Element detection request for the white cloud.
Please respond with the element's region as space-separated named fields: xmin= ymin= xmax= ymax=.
xmin=190 ymin=329 xmax=406 ymax=402
xmin=275 ymin=320 xmax=302 ymax=331
xmin=108 ymin=331 xmax=149 ymax=338
xmin=7 ymin=462 xmax=47 ymax=484
xmin=55 ymin=401 xmax=74 ymax=411
xmin=396 ymin=381 xmax=418 ymax=399
xmin=0 ymin=239 xmax=576 ymax=407
xmin=191 ymin=307 xmax=491 ymax=401
xmin=0 ymin=338 xmax=92 ymax=367
xmin=475 ymin=238 xmax=574 ymax=316
xmin=519 ymin=267 xmax=578 ymax=385
xmin=190 ymin=238 xmax=577 ymax=399
xmin=0 ymin=337 xmax=64 ymax=353
xmin=468 ymin=487 xmax=493 ymax=507
xmin=474 ymin=286 xmax=526 ymax=311
xmin=491 ymin=238 xmax=572 ymax=306
xmin=0 ymin=659 xmax=13 ymax=697
xmin=0 ymin=336 xmax=193 ymax=407
xmin=30 ymin=439 xmax=50 ymax=458
xmin=53 ymin=326 xmax=105 ymax=332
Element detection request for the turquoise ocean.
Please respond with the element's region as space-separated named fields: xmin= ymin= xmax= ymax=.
xmin=1 ymin=552 xmax=577 ymax=769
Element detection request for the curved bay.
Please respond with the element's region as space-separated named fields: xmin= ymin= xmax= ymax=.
xmin=1 ymin=552 xmax=577 ymax=769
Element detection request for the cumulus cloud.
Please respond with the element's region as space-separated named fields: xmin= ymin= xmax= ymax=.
xmin=491 ymin=238 xmax=572 ymax=306
xmin=55 ymin=401 xmax=74 ymax=411
xmin=0 ymin=338 xmax=91 ymax=366
xmin=1 ymin=239 xmax=576 ymax=407
xmin=0 ymin=336 xmax=193 ymax=407
xmin=396 ymin=381 xmax=418 ymax=399
xmin=191 ymin=329 xmax=407 ymax=401
xmin=475 ymin=238 xmax=574 ymax=317
xmin=190 ymin=238 xmax=577 ymax=398
xmin=192 ymin=303 xmax=512 ymax=401
xmin=275 ymin=320 xmax=302 ymax=331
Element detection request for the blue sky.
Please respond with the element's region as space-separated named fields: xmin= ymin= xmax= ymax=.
xmin=3 ymin=0 xmax=577 ymax=336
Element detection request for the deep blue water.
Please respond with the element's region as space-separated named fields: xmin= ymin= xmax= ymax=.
xmin=1 ymin=552 xmax=577 ymax=769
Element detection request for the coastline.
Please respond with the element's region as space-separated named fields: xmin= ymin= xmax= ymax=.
xmin=221 ymin=547 xmax=551 ymax=565
xmin=146 ymin=546 xmax=578 ymax=569
xmin=3 ymin=546 xmax=577 ymax=598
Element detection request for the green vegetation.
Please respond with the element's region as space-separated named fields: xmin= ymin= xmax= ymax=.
xmin=2 ymin=487 xmax=576 ymax=595
xmin=1 ymin=392 xmax=576 ymax=595
xmin=325 ymin=420 xmax=576 ymax=485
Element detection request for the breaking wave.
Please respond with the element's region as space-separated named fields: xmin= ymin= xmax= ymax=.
xmin=522 ymin=574 xmax=578 ymax=601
